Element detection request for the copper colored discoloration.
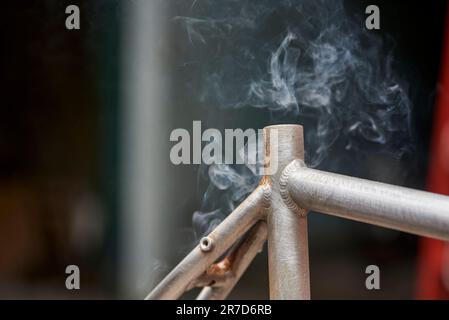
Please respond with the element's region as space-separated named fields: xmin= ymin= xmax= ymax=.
xmin=206 ymin=254 xmax=235 ymax=276
xmin=259 ymin=175 xmax=271 ymax=187
xmin=196 ymin=222 xmax=267 ymax=300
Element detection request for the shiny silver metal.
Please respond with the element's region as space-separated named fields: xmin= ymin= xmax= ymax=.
xmin=286 ymin=159 xmax=449 ymax=241
xmin=145 ymin=123 xmax=449 ymax=300
xmin=264 ymin=125 xmax=310 ymax=300
xmin=145 ymin=184 xmax=269 ymax=300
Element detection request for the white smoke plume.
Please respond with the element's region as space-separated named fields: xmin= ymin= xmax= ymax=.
xmin=175 ymin=0 xmax=413 ymax=238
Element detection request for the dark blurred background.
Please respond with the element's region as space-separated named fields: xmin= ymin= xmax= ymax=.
xmin=0 ymin=0 xmax=448 ymax=299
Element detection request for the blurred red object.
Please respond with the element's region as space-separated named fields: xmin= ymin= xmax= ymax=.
xmin=416 ymin=5 xmax=449 ymax=300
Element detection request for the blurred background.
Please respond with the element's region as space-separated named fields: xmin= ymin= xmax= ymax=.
xmin=1 ymin=0 xmax=449 ymax=299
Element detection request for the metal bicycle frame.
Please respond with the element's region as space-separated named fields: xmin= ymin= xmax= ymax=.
xmin=145 ymin=125 xmax=449 ymax=300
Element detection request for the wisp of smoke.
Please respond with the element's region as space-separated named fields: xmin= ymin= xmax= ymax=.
xmin=175 ymin=0 xmax=413 ymax=239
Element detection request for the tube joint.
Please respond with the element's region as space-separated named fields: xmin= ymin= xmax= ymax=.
xmin=279 ymin=159 xmax=307 ymax=217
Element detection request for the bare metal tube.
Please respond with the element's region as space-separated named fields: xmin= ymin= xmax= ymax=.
xmin=196 ymin=286 xmax=214 ymax=300
xmin=264 ymin=125 xmax=310 ymax=300
xmin=145 ymin=185 xmax=269 ymax=300
xmin=286 ymin=160 xmax=449 ymax=241
xmin=196 ymin=221 xmax=268 ymax=300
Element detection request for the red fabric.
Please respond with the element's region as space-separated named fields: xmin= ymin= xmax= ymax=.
xmin=416 ymin=5 xmax=449 ymax=300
